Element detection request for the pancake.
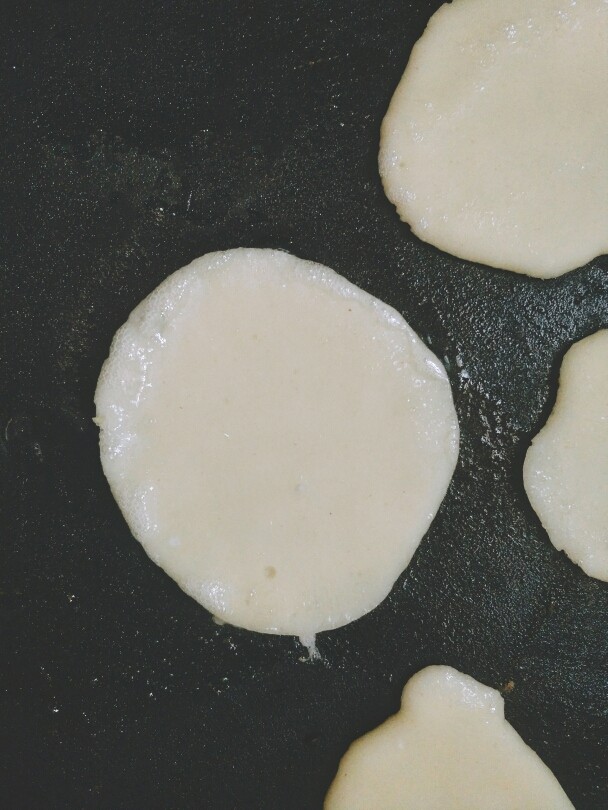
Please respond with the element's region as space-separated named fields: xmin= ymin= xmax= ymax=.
xmin=380 ymin=0 xmax=608 ymax=278
xmin=325 ymin=665 xmax=574 ymax=809
xmin=95 ymin=248 xmax=459 ymax=642
xmin=524 ymin=330 xmax=608 ymax=581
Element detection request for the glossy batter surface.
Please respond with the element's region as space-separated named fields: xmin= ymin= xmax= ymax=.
xmin=380 ymin=0 xmax=608 ymax=278
xmin=325 ymin=666 xmax=574 ymax=809
xmin=95 ymin=249 xmax=459 ymax=637
xmin=524 ymin=330 xmax=608 ymax=581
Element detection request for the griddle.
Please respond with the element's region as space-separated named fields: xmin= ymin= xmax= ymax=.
xmin=1 ymin=1 xmax=607 ymax=807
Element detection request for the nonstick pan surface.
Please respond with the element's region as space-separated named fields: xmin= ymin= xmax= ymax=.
xmin=1 ymin=1 xmax=607 ymax=808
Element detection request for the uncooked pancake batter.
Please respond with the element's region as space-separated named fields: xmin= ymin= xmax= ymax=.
xmin=524 ymin=330 xmax=608 ymax=581
xmin=325 ymin=666 xmax=574 ymax=809
xmin=95 ymin=249 xmax=459 ymax=640
xmin=380 ymin=0 xmax=608 ymax=278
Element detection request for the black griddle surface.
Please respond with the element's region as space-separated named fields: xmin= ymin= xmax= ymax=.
xmin=1 ymin=1 xmax=607 ymax=808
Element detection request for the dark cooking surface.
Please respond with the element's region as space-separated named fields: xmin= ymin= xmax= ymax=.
xmin=1 ymin=1 xmax=607 ymax=807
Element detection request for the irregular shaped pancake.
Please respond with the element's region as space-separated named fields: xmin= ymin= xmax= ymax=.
xmin=524 ymin=330 xmax=608 ymax=581
xmin=95 ymin=249 xmax=459 ymax=639
xmin=379 ymin=0 xmax=608 ymax=278
xmin=325 ymin=666 xmax=573 ymax=809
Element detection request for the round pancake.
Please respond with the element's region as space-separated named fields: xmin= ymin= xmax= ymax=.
xmin=95 ymin=248 xmax=459 ymax=638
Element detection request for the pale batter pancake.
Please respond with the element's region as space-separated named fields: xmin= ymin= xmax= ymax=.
xmin=524 ymin=330 xmax=608 ymax=581
xmin=380 ymin=0 xmax=608 ymax=278
xmin=95 ymin=249 xmax=459 ymax=639
xmin=325 ymin=666 xmax=574 ymax=809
